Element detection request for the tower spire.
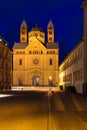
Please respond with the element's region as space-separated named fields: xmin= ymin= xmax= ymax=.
xmin=20 ymin=19 xmax=28 ymax=43
xmin=47 ymin=19 xmax=54 ymax=43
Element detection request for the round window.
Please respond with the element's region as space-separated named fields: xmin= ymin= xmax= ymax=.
xmin=33 ymin=59 xmax=39 ymax=65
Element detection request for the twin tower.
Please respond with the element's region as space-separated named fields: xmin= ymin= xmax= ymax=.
xmin=20 ymin=20 xmax=54 ymax=44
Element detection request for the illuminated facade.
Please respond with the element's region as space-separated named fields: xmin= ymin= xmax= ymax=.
xmin=0 ymin=36 xmax=12 ymax=90
xmin=59 ymin=38 xmax=84 ymax=93
xmin=13 ymin=20 xmax=59 ymax=87
xmin=59 ymin=0 xmax=87 ymax=94
xmin=82 ymin=0 xmax=87 ymax=94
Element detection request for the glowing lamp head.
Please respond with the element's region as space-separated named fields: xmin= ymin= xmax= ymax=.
xmin=49 ymin=76 xmax=52 ymax=81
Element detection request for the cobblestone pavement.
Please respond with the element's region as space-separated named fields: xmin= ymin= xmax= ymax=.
xmin=0 ymin=91 xmax=87 ymax=130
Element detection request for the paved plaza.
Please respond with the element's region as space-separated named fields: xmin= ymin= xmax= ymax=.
xmin=0 ymin=91 xmax=87 ymax=130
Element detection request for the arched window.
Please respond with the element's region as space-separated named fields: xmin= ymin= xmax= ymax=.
xmin=50 ymin=59 xmax=52 ymax=65
xmin=49 ymin=37 xmax=52 ymax=41
xmin=22 ymin=37 xmax=25 ymax=41
xmin=19 ymin=59 xmax=22 ymax=65
xmin=49 ymin=31 xmax=52 ymax=35
xmin=41 ymin=51 xmax=43 ymax=54
xmin=22 ymin=31 xmax=26 ymax=35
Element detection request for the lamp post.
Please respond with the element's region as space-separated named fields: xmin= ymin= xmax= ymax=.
xmin=49 ymin=76 xmax=52 ymax=89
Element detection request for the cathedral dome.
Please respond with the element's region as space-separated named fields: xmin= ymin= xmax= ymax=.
xmin=29 ymin=25 xmax=45 ymax=43
xmin=31 ymin=25 xmax=43 ymax=32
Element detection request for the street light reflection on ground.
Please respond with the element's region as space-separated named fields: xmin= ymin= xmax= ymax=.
xmin=0 ymin=94 xmax=13 ymax=98
xmin=11 ymin=86 xmax=58 ymax=92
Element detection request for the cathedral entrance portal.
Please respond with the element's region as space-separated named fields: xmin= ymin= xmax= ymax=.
xmin=32 ymin=76 xmax=40 ymax=86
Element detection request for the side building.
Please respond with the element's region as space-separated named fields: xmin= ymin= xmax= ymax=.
xmin=59 ymin=38 xmax=84 ymax=93
xmin=59 ymin=0 xmax=87 ymax=94
xmin=12 ymin=20 xmax=59 ymax=87
xmin=0 ymin=36 xmax=12 ymax=90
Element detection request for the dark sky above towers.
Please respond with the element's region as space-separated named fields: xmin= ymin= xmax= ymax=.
xmin=0 ymin=0 xmax=83 ymax=64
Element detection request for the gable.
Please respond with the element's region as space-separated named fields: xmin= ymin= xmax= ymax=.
xmin=25 ymin=37 xmax=46 ymax=51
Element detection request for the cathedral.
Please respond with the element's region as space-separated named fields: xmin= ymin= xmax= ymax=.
xmin=12 ymin=20 xmax=59 ymax=87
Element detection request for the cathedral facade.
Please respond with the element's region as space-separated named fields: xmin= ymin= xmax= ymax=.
xmin=12 ymin=20 xmax=59 ymax=87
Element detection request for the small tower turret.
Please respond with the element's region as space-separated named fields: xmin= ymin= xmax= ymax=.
xmin=20 ymin=20 xmax=28 ymax=43
xmin=47 ymin=20 xmax=54 ymax=43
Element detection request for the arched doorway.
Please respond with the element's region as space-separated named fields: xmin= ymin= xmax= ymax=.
xmin=18 ymin=78 xmax=23 ymax=86
xmin=32 ymin=76 xmax=40 ymax=86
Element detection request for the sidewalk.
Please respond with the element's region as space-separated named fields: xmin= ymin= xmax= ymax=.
xmin=50 ymin=92 xmax=87 ymax=129
xmin=53 ymin=92 xmax=87 ymax=111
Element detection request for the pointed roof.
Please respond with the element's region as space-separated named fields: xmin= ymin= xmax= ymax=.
xmin=47 ymin=19 xmax=54 ymax=28
xmin=20 ymin=20 xmax=27 ymax=28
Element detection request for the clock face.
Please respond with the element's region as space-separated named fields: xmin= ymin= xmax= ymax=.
xmin=33 ymin=59 xmax=39 ymax=65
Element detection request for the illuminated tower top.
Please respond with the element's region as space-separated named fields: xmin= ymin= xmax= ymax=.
xmin=47 ymin=20 xmax=54 ymax=28
xmin=20 ymin=20 xmax=27 ymax=28
xmin=47 ymin=20 xmax=54 ymax=43
xmin=20 ymin=20 xmax=28 ymax=43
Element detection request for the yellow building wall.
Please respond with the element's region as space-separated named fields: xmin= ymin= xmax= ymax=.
xmin=13 ymin=42 xmax=58 ymax=86
xmin=29 ymin=30 xmax=45 ymax=43
xmin=13 ymin=37 xmax=59 ymax=87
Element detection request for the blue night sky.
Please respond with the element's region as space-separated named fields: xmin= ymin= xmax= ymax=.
xmin=0 ymin=0 xmax=84 ymax=64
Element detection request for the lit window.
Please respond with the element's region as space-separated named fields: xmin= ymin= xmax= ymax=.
xmin=0 ymin=39 xmax=2 ymax=42
xmin=5 ymin=43 xmax=7 ymax=46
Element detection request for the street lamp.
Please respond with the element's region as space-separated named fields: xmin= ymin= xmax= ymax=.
xmin=49 ymin=76 xmax=52 ymax=81
xmin=48 ymin=76 xmax=52 ymax=88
